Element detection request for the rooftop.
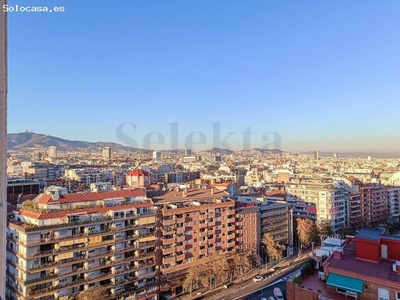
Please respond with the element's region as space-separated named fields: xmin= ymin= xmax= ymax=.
xmin=37 ymin=188 xmax=146 ymax=204
xmin=324 ymin=241 xmax=400 ymax=286
xmin=152 ymin=187 xmax=229 ymax=203
xmin=355 ymin=228 xmax=382 ymax=241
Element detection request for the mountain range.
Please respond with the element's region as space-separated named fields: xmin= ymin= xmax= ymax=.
xmin=7 ymin=132 xmax=145 ymax=152
xmin=7 ymin=132 xmax=400 ymax=158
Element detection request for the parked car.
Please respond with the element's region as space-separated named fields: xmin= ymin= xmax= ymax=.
xmin=273 ymin=287 xmax=284 ymax=300
xmin=268 ymin=297 xmax=276 ymax=300
xmin=252 ymin=275 xmax=263 ymax=282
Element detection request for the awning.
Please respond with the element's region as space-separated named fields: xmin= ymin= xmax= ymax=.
xmin=59 ymin=240 xmax=74 ymax=246
xmin=327 ymin=273 xmax=364 ymax=293
xmin=58 ymin=252 xmax=74 ymax=260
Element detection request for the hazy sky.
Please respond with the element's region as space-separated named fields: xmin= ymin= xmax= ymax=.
xmin=7 ymin=0 xmax=400 ymax=152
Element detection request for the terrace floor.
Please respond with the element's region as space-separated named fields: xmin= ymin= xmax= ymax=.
xmin=299 ymin=270 xmax=350 ymax=300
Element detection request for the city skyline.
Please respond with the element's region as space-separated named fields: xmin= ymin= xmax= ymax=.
xmin=7 ymin=0 xmax=400 ymax=152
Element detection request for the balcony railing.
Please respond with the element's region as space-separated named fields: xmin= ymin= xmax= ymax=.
xmin=24 ymin=273 xmax=57 ymax=286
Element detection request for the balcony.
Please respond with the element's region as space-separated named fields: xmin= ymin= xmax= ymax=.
xmin=163 ymin=218 xmax=175 ymax=226
xmin=199 ymin=222 xmax=207 ymax=228
xmin=199 ymin=214 xmax=207 ymax=220
xmin=176 ymin=254 xmax=185 ymax=261
xmin=176 ymin=235 xmax=185 ymax=242
xmin=199 ymin=231 xmax=207 ymax=237
xmin=140 ymin=241 xmax=156 ymax=248
xmin=176 ymin=244 xmax=185 ymax=252
xmin=176 ymin=226 xmax=185 ymax=234
xmin=9 ymin=215 xmax=113 ymax=233
xmin=24 ymin=273 xmax=58 ymax=286
xmin=162 ymin=247 xmax=175 ymax=255
xmin=199 ymin=248 xmax=207 ymax=255
xmin=176 ymin=216 xmax=185 ymax=223
xmin=162 ymin=237 xmax=175 ymax=245
xmin=162 ymin=256 xmax=175 ymax=265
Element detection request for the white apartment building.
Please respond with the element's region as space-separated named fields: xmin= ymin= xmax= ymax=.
xmin=6 ymin=187 xmax=157 ymax=300
xmin=286 ymin=177 xmax=348 ymax=232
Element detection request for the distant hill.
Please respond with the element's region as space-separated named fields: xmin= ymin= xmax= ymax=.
xmin=199 ymin=148 xmax=235 ymax=155
xmin=7 ymin=132 xmax=146 ymax=152
xmin=302 ymin=151 xmax=400 ymax=159
xmin=8 ymin=132 xmax=399 ymax=158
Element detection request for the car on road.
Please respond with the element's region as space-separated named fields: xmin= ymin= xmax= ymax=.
xmin=252 ymin=275 xmax=263 ymax=282
xmin=268 ymin=297 xmax=276 ymax=300
xmin=273 ymin=287 xmax=284 ymax=300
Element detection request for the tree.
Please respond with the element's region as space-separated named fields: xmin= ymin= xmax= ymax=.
xmin=296 ymin=218 xmax=319 ymax=250
xmin=183 ymin=265 xmax=200 ymax=298
xmin=262 ymin=233 xmax=285 ymax=262
xmin=212 ymin=256 xmax=228 ymax=288
xmin=234 ymin=250 xmax=252 ymax=275
xmin=77 ymin=287 xmax=109 ymax=300
xmin=318 ymin=224 xmax=334 ymax=240
xmin=226 ymin=257 xmax=237 ymax=282
xmin=199 ymin=263 xmax=215 ymax=290
xmin=247 ymin=252 xmax=261 ymax=268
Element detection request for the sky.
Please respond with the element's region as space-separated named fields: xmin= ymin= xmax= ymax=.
xmin=7 ymin=0 xmax=400 ymax=152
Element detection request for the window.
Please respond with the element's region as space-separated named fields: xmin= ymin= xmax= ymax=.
xmin=396 ymin=291 xmax=400 ymax=300
xmin=193 ymin=212 xmax=197 ymax=216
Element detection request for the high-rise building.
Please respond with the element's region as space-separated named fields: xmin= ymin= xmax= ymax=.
xmin=185 ymin=149 xmax=192 ymax=157
xmin=152 ymin=151 xmax=161 ymax=159
xmin=102 ymin=147 xmax=111 ymax=159
xmin=0 ymin=6 xmax=7 ymax=299
xmin=314 ymin=150 xmax=319 ymax=160
xmin=6 ymin=187 xmax=157 ymax=300
xmin=48 ymin=146 xmax=57 ymax=158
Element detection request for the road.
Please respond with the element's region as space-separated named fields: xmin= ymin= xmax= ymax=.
xmin=232 ymin=264 xmax=304 ymax=300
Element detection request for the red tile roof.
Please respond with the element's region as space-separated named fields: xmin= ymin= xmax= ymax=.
xmin=37 ymin=189 xmax=146 ymax=205
xmin=127 ymin=169 xmax=150 ymax=176
xmin=20 ymin=202 xmax=153 ymax=220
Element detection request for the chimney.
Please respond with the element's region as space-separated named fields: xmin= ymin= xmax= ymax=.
xmin=182 ymin=189 xmax=187 ymax=198
xmin=333 ymin=246 xmax=343 ymax=260
xmin=210 ymin=188 xmax=214 ymax=195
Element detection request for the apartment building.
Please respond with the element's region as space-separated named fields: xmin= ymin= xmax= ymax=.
xmin=6 ymin=187 xmax=157 ymax=300
xmin=286 ymin=177 xmax=348 ymax=232
xmin=259 ymin=200 xmax=289 ymax=246
xmin=153 ymin=188 xmax=236 ymax=298
xmin=387 ymin=187 xmax=400 ymax=223
xmin=235 ymin=203 xmax=259 ymax=253
xmin=237 ymin=189 xmax=290 ymax=250
xmin=359 ymin=185 xmax=389 ymax=226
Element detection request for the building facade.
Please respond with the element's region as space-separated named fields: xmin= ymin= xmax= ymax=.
xmin=154 ymin=188 xmax=236 ymax=297
xmin=6 ymin=188 xmax=157 ymax=300
xmin=286 ymin=177 xmax=348 ymax=232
